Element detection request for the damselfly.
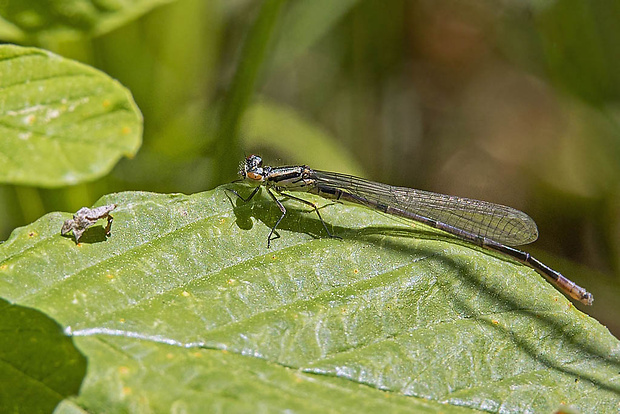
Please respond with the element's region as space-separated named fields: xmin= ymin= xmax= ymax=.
xmin=228 ymin=155 xmax=593 ymax=306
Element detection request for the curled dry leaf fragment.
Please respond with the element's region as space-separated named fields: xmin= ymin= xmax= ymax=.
xmin=61 ymin=204 xmax=117 ymax=243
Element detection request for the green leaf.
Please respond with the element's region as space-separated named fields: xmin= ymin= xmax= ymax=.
xmin=0 ymin=297 xmax=87 ymax=413
xmin=0 ymin=0 xmax=177 ymax=43
xmin=0 ymin=187 xmax=619 ymax=412
xmin=0 ymin=44 xmax=142 ymax=187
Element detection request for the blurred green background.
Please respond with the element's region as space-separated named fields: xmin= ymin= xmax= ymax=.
xmin=1 ymin=0 xmax=619 ymax=334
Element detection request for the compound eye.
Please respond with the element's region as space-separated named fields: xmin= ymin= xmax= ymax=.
xmin=247 ymin=172 xmax=263 ymax=181
xmin=245 ymin=154 xmax=262 ymax=168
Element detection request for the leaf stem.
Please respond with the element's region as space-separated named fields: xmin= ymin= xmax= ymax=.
xmin=212 ymin=0 xmax=286 ymax=184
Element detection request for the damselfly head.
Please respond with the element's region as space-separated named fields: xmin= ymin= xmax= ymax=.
xmin=240 ymin=155 xmax=265 ymax=182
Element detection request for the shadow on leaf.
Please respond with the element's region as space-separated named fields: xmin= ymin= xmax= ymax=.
xmin=0 ymin=297 xmax=87 ymax=413
xmin=61 ymin=225 xmax=111 ymax=244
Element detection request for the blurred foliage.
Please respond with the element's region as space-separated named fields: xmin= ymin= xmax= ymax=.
xmin=0 ymin=0 xmax=619 ymax=334
xmin=0 ymin=0 xmax=176 ymax=44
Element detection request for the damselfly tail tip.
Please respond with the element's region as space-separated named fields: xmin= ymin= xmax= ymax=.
xmin=580 ymin=292 xmax=594 ymax=306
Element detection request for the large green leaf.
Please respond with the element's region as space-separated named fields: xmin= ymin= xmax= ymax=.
xmin=0 ymin=0 xmax=176 ymax=43
xmin=0 ymin=187 xmax=618 ymax=412
xmin=0 ymin=45 xmax=142 ymax=187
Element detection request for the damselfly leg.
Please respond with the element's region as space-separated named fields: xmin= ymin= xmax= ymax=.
xmin=228 ymin=186 xmax=338 ymax=247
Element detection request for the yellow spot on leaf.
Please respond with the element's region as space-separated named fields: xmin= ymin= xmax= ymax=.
xmin=181 ymin=291 xmax=190 ymax=297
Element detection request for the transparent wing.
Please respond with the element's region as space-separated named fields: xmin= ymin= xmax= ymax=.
xmin=312 ymin=170 xmax=538 ymax=246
